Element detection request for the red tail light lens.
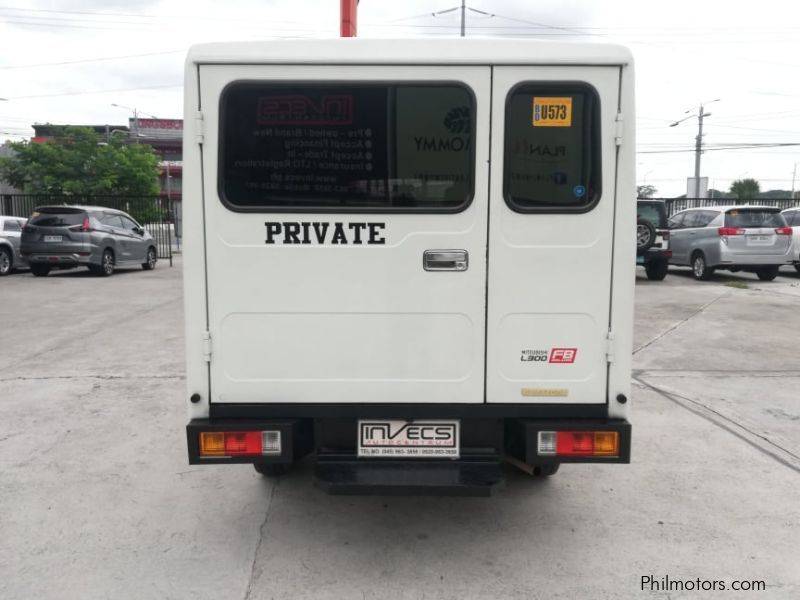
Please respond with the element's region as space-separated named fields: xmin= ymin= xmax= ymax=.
xmin=556 ymin=431 xmax=595 ymax=456
xmin=68 ymin=217 xmax=93 ymax=233
xmin=539 ymin=431 xmax=620 ymax=457
xmin=224 ymin=431 xmax=262 ymax=455
xmin=718 ymin=227 xmax=745 ymax=236
xmin=775 ymin=227 xmax=792 ymax=235
xmin=199 ymin=430 xmax=283 ymax=457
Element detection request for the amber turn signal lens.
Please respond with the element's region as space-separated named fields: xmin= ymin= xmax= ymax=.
xmin=593 ymin=431 xmax=619 ymax=456
xmin=199 ymin=432 xmax=225 ymax=456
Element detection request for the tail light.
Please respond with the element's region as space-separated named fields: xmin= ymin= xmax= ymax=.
xmin=538 ymin=431 xmax=619 ymax=457
xmin=69 ymin=216 xmax=93 ymax=232
xmin=718 ymin=227 xmax=745 ymax=236
xmin=199 ymin=430 xmax=282 ymax=457
xmin=775 ymin=227 xmax=792 ymax=235
xmin=658 ymin=229 xmax=670 ymax=240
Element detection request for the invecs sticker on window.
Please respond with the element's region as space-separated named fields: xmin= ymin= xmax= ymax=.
xmin=532 ymin=97 xmax=573 ymax=127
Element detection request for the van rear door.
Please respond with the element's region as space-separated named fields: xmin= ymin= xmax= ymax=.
xmin=199 ymin=65 xmax=491 ymax=404
xmin=486 ymin=67 xmax=620 ymax=404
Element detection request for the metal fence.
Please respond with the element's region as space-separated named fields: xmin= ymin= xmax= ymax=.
xmin=0 ymin=194 xmax=177 ymax=264
xmin=645 ymin=197 xmax=800 ymax=217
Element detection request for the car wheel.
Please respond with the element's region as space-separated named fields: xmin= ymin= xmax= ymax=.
xmin=0 ymin=247 xmax=11 ymax=276
xmin=532 ymin=464 xmax=560 ymax=477
xmin=253 ymin=463 xmax=291 ymax=477
xmin=636 ymin=218 xmax=656 ymax=252
xmin=30 ymin=264 xmax=51 ymax=277
xmin=141 ymin=247 xmax=157 ymax=270
xmin=645 ymin=258 xmax=669 ymax=281
xmin=756 ymin=265 xmax=779 ymax=281
xmin=97 ymin=249 xmax=115 ymax=277
xmin=691 ymin=252 xmax=714 ymax=281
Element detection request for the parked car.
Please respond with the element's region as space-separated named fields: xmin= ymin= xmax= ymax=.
xmin=636 ymin=199 xmax=671 ymax=280
xmin=668 ymin=206 xmax=793 ymax=281
xmin=20 ymin=206 xmax=158 ymax=277
xmin=780 ymin=207 xmax=800 ymax=273
xmin=0 ymin=216 xmax=28 ymax=276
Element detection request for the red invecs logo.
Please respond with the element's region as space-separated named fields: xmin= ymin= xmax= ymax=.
xmin=549 ymin=348 xmax=578 ymax=364
xmin=257 ymin=95 xmax=354 ymax=126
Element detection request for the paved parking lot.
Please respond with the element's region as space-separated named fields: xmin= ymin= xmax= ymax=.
xmin=1 ymin=261 xmax=799 ymax=599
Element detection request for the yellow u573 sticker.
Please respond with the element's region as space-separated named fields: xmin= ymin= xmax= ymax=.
xmin=533 ymin=97 xmax=573 ymax=127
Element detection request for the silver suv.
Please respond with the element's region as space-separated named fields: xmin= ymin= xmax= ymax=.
xmin=668 ymin=206 xmax=793 ymax=281
xmin=0 ymin=216 xmax=28 ymax=276
xmin=21 ymin=206 xmax=158 ymax=277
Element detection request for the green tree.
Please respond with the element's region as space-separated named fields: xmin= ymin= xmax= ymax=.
xmin=729 ymin=178 xmax=760 ymax=200
xmin=637 ymin=184 xmax=657 ymax=198
xmin=0 ymin=126 xmax=160 ymax=196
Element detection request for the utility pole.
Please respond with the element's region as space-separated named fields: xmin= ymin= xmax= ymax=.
xmin=792 ymin=162 xmax=797 ymax=199
xmin=461 ymin=0 xmax=466 ymax=37
xmin=693 ymin=104 xmax=710 ymax=199
xmin=340 ymin=0 xmax=357 ymax=37
xmin=670 ymin=99 xmax=719 ymax=199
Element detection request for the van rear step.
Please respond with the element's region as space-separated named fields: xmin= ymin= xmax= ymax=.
xmin=314 ymin=458 xmax=505 ymax=497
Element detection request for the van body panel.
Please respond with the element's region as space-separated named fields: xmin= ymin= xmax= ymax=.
xmin=486 ymin=66 xmax=620 ymax=404
xmin=199 ymin=64 xmax=491 ymax=404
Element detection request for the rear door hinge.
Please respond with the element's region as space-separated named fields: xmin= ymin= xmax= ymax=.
xmin=195 ymin=110 xmax=205 ymax=145
xmin=606 ymin=331 xmax=616 ymax=363
xmin=614 ymin=112 xmax=623 ymax=146
xmin=202 ymin=330 xmax=212 ymax=363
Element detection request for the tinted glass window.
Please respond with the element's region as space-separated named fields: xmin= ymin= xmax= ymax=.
xmin=102 ymin=214 xmax=124 ymax=228
xmin=783 ymin=211 xmax=798 ymax=226
xmin=504 ymin=83 xmax=600 ymax=212
xmin=637 ymin=203 xmax=665 ymax=228
xmin=29 ymin=211 xmax=85 ymax=227
xmin=4 ymin=219 xmax=21 ymax=232
xmin=725 ymin=209 xmax=786 ymax=228
xmin=120 ymin=216 xmax=138 ymax=230
xmin=683 ymin=211 xmax=708 ymax=228
xmin=667 ymin=213 xmax=685 ymax=229
xmin=220 ymin=82 xmax=475 ymax=211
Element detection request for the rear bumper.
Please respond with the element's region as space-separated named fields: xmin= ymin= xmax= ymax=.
xmin=186 ymin=411 xmax=631 ymax=495
xmin=25 ymin=252 xmax=96 ymax=267
xmin=717 ymin=248 xmax=793 ymax=266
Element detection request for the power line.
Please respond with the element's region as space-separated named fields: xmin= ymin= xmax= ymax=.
xmin=7 ymin=83 xmax=182 ymax=100
xmin=0 ymin=50 xmax=185 ymax=70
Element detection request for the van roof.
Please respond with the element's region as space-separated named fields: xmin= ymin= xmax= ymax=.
xmin=186 ymin=38 xmax=633 ymax=67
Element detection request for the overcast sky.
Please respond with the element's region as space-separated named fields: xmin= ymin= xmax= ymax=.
xmin=1 ymin=0 xmax=799 ymax=196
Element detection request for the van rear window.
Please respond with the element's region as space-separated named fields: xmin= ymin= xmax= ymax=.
xmin=725 ymin=210 xmax=786 ymax=228
xmin=504 ymin=83 xmax=601 ymax=212
xmin=29 ymin=211 xmax=85 ymax=227
xmin=219 ymin=82 xmax=475 ymax=212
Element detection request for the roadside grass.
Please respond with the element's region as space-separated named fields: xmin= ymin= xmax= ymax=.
xmin=725 ymin=280 xmax=750 ymax=289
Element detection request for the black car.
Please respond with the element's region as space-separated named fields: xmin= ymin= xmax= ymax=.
xmin=636 ymin=199 xmax=671 ymax=281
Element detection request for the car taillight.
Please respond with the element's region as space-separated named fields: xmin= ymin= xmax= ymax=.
xmin=658 ymin=229 xmax=669 ymax=240
xmin=537 ymin=431 xmax=619 ymax=457
xmin=199 ymin=430 xmax=282 ymax=457
xmin=718 ymin=227 xmax=745 ymax=236
xmin=775 ymin=227 xmax=792 ymax=235
xmin=68 ymin=217 xmax=93 ymax=232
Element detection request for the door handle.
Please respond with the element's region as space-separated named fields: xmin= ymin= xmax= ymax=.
xmin=423 ymin=250 xmax=468 ymax=271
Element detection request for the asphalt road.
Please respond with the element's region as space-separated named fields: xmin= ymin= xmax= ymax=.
xmin=1 ymin=260 xmax=798 ymax=599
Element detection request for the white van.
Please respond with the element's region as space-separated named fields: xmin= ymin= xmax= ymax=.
xmin=183 ymin=39 xmax=636 ymax=495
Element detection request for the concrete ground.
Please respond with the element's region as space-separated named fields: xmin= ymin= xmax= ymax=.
xmin=1 ymin=260 xmax=798 ymax=599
